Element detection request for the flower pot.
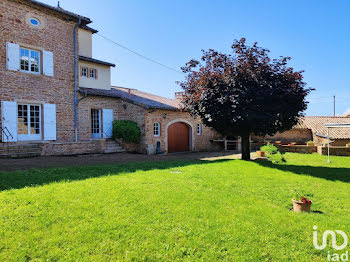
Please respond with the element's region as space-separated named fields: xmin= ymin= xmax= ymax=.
xmin=292 ymin=199 xmax=311 ymax=212
xmin=256 ymin=151 xmax=265 ymax=157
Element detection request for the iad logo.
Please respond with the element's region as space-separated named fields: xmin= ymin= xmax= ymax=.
xmin=313 ymin=226 xmax=349 ymax=261
xmin=313 ymin=226 xmax=348 ymax=250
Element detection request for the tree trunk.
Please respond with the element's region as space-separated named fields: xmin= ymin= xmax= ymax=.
xmin=241 ymin=134 xmax=251 ymax=160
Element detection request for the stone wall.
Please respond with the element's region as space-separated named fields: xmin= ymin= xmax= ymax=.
xmin=0 ymin=0 xmax=77 ymax=142
xmin=144 ymin=109 xmax=222 ymax=154
xmin=41 ymin=140 xmax=106 ymax=156
xmin=77 ymin=95 xmax=146 ymax=153
xmin=317 ymin=146 xmax=350 ymax=156
xmin=276 ymin=145 xmax=317 ymax=154
xmin=263 ymin=129 xmax=313 ymax=143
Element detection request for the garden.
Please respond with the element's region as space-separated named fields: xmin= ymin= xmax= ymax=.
xmin=0 ymin=153 xmax=349 ymax=261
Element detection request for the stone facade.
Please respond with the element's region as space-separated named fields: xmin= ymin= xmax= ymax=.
xmin=0 ymin=0 xmax=76 ymax=142
xmin=144 ymin=109 xmax=222 ymax=154
xmin=0 ymin=0 xmax=223 ymax=156
xmin=77 ymin=95 xmax=146 ymax=152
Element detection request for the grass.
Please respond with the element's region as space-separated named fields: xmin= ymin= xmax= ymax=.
xmin=0 ymin=153 xmax=350 ymax=261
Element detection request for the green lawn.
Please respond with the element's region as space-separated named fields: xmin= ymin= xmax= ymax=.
xmin=0 ymin=153 xmax=350 ymax=261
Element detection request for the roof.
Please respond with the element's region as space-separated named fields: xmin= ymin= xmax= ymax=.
xmin=79 ymin=87 xmax=180 ymax=110
xmin=24 ymin=0 xmax=92 ymax=24
xmin=80 ymin=25 xmax=98 ymax=34
xmin=297 ymin=116 xmax=350 ymax=139
xmin=79 ymin=56 xmax=116 ymax=67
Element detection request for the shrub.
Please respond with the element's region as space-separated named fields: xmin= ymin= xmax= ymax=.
xmin=260 ymin=143 xmax=278 ymax=155
xmin=307 ymin=141 xmax=314 ymax=146
xmin=112 ymin=120 xmax=141 ymax=143
xmin=260 ymin=143 xmax=285 ymax=163
xmin=268 ymin=152 xmax=286 ymax=164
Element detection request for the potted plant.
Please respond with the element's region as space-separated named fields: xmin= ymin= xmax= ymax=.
xmin=256 ymin=151 xmax=265 ymax=157
xmin=307 ymin=141 xmax=314 ymax=146
xmin=292 ymin=191 xmax=312 ymax=212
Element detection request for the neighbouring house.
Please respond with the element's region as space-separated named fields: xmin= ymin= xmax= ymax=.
xmin=261 ymin=116 xmax=350 ymax=146
xmin=0 ymin=0 xmax=222 ymax=157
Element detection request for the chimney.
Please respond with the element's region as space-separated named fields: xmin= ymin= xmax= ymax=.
xmin=175 ymin=92 xmax=185 ymax=102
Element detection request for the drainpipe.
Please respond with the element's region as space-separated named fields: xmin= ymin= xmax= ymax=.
xmin=74 ymin=18 xmax=81 ymax=142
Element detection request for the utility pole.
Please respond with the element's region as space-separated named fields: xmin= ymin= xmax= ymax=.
xmin=333 ymin=95 xmax=336 ymax=117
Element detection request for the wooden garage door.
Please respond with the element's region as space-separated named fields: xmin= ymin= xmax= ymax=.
xmin=168 ymin=122 xmax=190 ymax=153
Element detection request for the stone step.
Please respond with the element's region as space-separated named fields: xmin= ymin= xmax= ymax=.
xmin=104 ymin=149 xmax=125 ymax=154
xmin=0 ymin=145 xmax=40 ymax=149
xmin=0 ymin=152 xmax=41 ymax=159
xmin=105 ymin=146 xmax=123 ymax=150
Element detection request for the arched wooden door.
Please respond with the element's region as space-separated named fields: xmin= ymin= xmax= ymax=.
xmin=168 ymin=122 xmax=190 ymax=153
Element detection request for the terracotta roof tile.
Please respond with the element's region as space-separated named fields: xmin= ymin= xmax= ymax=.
xmin=79 ymin=87 xmax=180 ymax=110
xmin=297 ymin=116 xmax=350 ymax=139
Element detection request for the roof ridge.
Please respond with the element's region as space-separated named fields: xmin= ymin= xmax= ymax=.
xmin=111 ymin=86 xmax=176 ymax=101
xmin=305 ymin=116 xmax=350 ymax=118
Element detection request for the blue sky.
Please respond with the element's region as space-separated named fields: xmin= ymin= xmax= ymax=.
xmin=43 ymin=0 xmax=350 ymax=116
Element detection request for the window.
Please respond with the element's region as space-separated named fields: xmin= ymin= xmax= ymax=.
xmin=81 ymin=67 xmax=88 ymax=77
xmin=90 ymin=69 xmax=96 ymax=79
xmin=20 ymin=48 xmax=40 ymax=74
xmin=30 ymin=18 xmax=40 ymax=27
xmin=17 ymin=104 xmax=41 ymax=141
xmin=197 ymin=124 xmax=202 ymax=135
xmin=154 ymin=122 xmax=160 ymax=137
xmin=91 ymin=109 xmax=101 ymax=139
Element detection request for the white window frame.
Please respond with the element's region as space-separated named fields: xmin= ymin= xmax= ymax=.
xmin=90 ymin=68 xmax=96 ymax=79
xmin=20 ymin=47 xmax=40 ymax=75
xmin=197 ymin=123 xmax=202 ymax=135
xmin=154 ymin=122 xmax=160 ymax=137
xmin=17 ymin=103 xmax=42 ymax=141
xmin=81 ymin=67 xmax=88 ymax=78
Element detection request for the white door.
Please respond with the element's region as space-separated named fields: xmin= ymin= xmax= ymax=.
xmin=91 ymin=109 xmax=101 ymax=139
xmin=18 ymin=104 xmax=42 ymax=141
xmin=103 ymin=109 xmax=113 ymax=138
xmin=1 ymin=101 xmax=18 ymax=142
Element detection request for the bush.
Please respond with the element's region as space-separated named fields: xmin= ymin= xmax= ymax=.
xmin=260 ymin=143 xmax=278 ymax=155
xmin=112 ymin=120 xmax=141 ymax=143
xmin=307 ymin=141 xmax=314 ymax=146
xmin=268 ymin=152 xmax=286 ymax=164
xmin=260 ymin=143 xmax=285 ymax=163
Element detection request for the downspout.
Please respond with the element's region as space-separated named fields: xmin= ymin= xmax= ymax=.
xmin=74 ymin=18 xmax=81 ymax=142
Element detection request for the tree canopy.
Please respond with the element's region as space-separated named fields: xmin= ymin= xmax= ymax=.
xmin=178 ymin=38 xmax=313 ymax=160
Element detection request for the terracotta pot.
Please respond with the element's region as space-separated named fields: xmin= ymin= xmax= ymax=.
xmin=292 ymin=199 xmax=311 ymax=212
xmin=256 ymin=151 xmax=265 ymax=157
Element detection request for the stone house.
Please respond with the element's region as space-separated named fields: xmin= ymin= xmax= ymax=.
xmin=0 ymin=0 xmax=222 ymax=157
xmin=260 ymin=116 xmax=350 ymax=146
